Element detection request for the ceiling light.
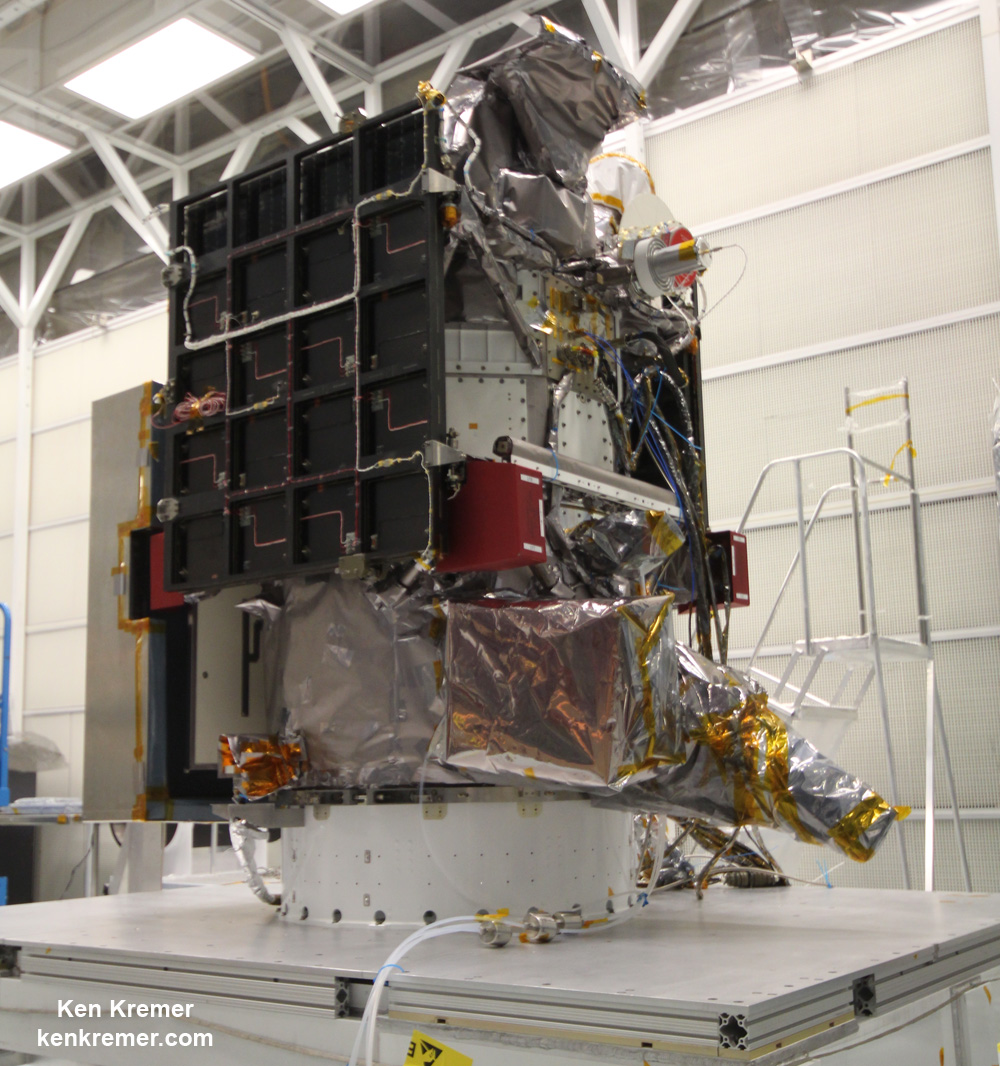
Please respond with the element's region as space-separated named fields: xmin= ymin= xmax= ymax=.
xmin=310 ymin=0 xmax=379 ymax=15
xmin=64 ymin=18 xmax=254 ymax=119
xmin=0 ymin=122 xmax=71 ymax=189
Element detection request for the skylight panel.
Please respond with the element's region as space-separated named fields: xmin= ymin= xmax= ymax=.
xmin=0 ymin=122 xmax=71 ymax=189
xmin=65 ymin=18 xmax=254 ymax=120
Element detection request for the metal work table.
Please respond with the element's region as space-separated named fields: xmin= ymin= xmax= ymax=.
xmin=1 ymin=884 xmax=1000 ymax=1064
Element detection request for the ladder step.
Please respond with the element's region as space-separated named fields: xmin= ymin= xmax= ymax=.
xmin=769 ymin=702 xmax=859 ymax=724
xmin=792 ymin=635 xmax=931 ymax=663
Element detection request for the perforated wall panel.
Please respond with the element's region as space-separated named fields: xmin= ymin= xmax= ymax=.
xmin=765 ymin=807 xmax=1000 ymax=892
xmin=646 ymin=19 xmax=1000 ymax=889
xmin=728 ymin=495 xmax=1000 ymax=652
xmin=646 ymin=17 xmax=987 ymax=227
xmin=703 ymin=313 xmax=1000 ymax=523
xmin=696 ymin=151 xmax=1000 ymax=367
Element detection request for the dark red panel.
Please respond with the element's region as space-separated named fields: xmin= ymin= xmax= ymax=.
xmin=437 ymin=460 xmax=546 ymax=573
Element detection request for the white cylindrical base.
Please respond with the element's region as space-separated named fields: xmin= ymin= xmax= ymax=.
xmin=280 ymin=797 xmax=637 ymax=926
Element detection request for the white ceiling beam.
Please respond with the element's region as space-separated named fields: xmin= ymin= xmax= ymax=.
xmin=617 ymin=0 xmax=641 ymax=70
xmin=87 ymin=131 xmax=169 ymax=258
xmin=0 ymin=82 xmax=175 ymax=170
xmin=431 ymin=33 xmax=474 ymax=91
xmin=287 ymin=116 xmax=320 ymax=144
xmin=220 ymin=132 xmax=262 ymax=179
xmin=126 ymin=110 xmax=172 ymax=173
xmin=0 ymin=185 xmax=19 ymax=217
xmin=42 ymin=168 xmax=80 ymax=206
xmin=372 ymin=0 xmax=547 ymax=78
xmin=25 ymin=207 xmax=93 ymax=328
xmin=111 ymin=197 xmax=169 ymax=263
xmin=635 ymin=0 xmax=704 ymax=86
xmin=581 ymin=0 xmax=633 ymax=74
xmin=224 ymin=0 xmax=374 ymax=83
xmin=0 ymin=274 xmax=23 ymax=328
xmin=280 ymin=27 xmax=343 ymax=134
xmin=195 ymin=91 xmax=244 ymax=132
xmin=0 ymin=0 xmax=49 ymax=32
xmin=2 ymin=1 xmax=550 ymax=245
xmin=402 ymin=0 xmax=458 ymax=32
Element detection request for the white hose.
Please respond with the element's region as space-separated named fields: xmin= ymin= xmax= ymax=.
xmin=347 ymin=918 xmax=481 ymax=1066
xmin=229 ymin=818 xmax=280 ymax=906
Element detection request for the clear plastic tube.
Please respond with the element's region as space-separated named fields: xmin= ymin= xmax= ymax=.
xmin=347 ymin=918 xmax=481 ymax=1066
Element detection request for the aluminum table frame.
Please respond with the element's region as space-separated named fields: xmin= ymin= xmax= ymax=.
xmin=2 ymin=884 xmax=1000 ymax=1063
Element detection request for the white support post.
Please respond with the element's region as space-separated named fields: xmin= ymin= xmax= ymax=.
xmin=365 ymin=81 xmax=383 ymax=117
xmin=25 ymin=210 xmax=93 ymax=329
xmin=924 ymin=661 xmax=937 ymax=891
xmin=363 ymin=6 xmax=382 ymax=116
xmin=172 ymin=168 xmax=190 ymax=200
xmin=9 ymin=234 xmax=35 ymax=737
xmin=287 ymin=117 xmax=320 ymax=145
xmin=87 ymin=131 xmax=170 ymax=259
xmin=280 ymin=27 xmax=343 ymax=135
xmin=6 ymin=206 xmax=91 ymax=733
xmin=431 ymin=33 xmax=474 ymax=91
xmin=111 ymin=200 xmax=169 ymax=265
xmin=635 ymin=0 xmax=704 ymax=87
xmin=617 ymin=0 xmax=641 ymax=70
xmin=581 ymin=0 xmax=633 ymax=74
xmin=624 ymin=120 xmax=647 ymax=165
xmin=220 ymin=133 xmax=263 ymax=180
xmin=0 ymin=276 xmax=21 ymax=328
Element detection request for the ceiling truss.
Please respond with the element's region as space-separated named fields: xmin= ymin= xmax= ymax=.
xmin=0 ymin=0 xmax=703 ymax=277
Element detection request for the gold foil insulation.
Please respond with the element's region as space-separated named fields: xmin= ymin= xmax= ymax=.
xmin=221 ymin=735 xmax=302 ymax=801
xmin=443 ymin=598 xmax=902 ymax=863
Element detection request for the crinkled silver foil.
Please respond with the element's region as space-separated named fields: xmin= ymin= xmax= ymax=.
xmin=276 ymin=578 xmax=445 ymax=788
xmin=496 ymin=170 xmax=597 ymax=258
xmin=445 ymin=596 xmax=678 ymax=788
xmin=610 ymin=645 xmax=903 ymax=862
xmin=460 ymin=17 xmax=643 ymax=191
xmin=442 ymin=598 xmax=902 ymax=862
xmin=441 ymin=16 xmax=640 ymax=327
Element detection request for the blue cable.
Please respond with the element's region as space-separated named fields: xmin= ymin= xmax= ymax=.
xmin=583 ymin=333 xmax=700 ymax=610
xmin=581 ymin=331 xmax=637 ymax=400
xmin=633 ymin=374 xmax=663 ymax=456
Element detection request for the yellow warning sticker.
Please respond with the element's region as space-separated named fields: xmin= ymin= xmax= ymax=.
xmin=404 ymin=1030 xmax=472 ymax=1066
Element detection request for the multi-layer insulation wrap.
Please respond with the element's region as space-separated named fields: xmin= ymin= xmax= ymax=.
xmin=443 ymin=597 xmax=903 ymax=863
xmin=272 ymin=579 xmax=446 ymax=789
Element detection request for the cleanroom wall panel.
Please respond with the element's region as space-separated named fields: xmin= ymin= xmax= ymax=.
xmin=29 ymin=420 xmax=91 ymax=526
xmin=647 ymin=16 xmax=988 ymax=227
xmin=31 ymin=309 xmax=167 ymax=427
xmin=648 ymin=14 xmax=1000 ymax=890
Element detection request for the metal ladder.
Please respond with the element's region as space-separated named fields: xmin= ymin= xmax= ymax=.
xmin=736 ymin=380 xmax=971 ymax=892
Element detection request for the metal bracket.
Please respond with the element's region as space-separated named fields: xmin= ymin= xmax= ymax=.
xmin=852 ymin=973 xmax=877 ymax=1017
xmin=0 ymin=944 xmax=19 ymax=977
xmin=718 ymin=1012 xmax=749 ymax=1050
xmin=423 ymin=439 xmax=464 ymax=467
xmin=424 ymin=169 xmax=459 ymax=194
xmin=211 ymin=803 xmax=305 ymax=828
